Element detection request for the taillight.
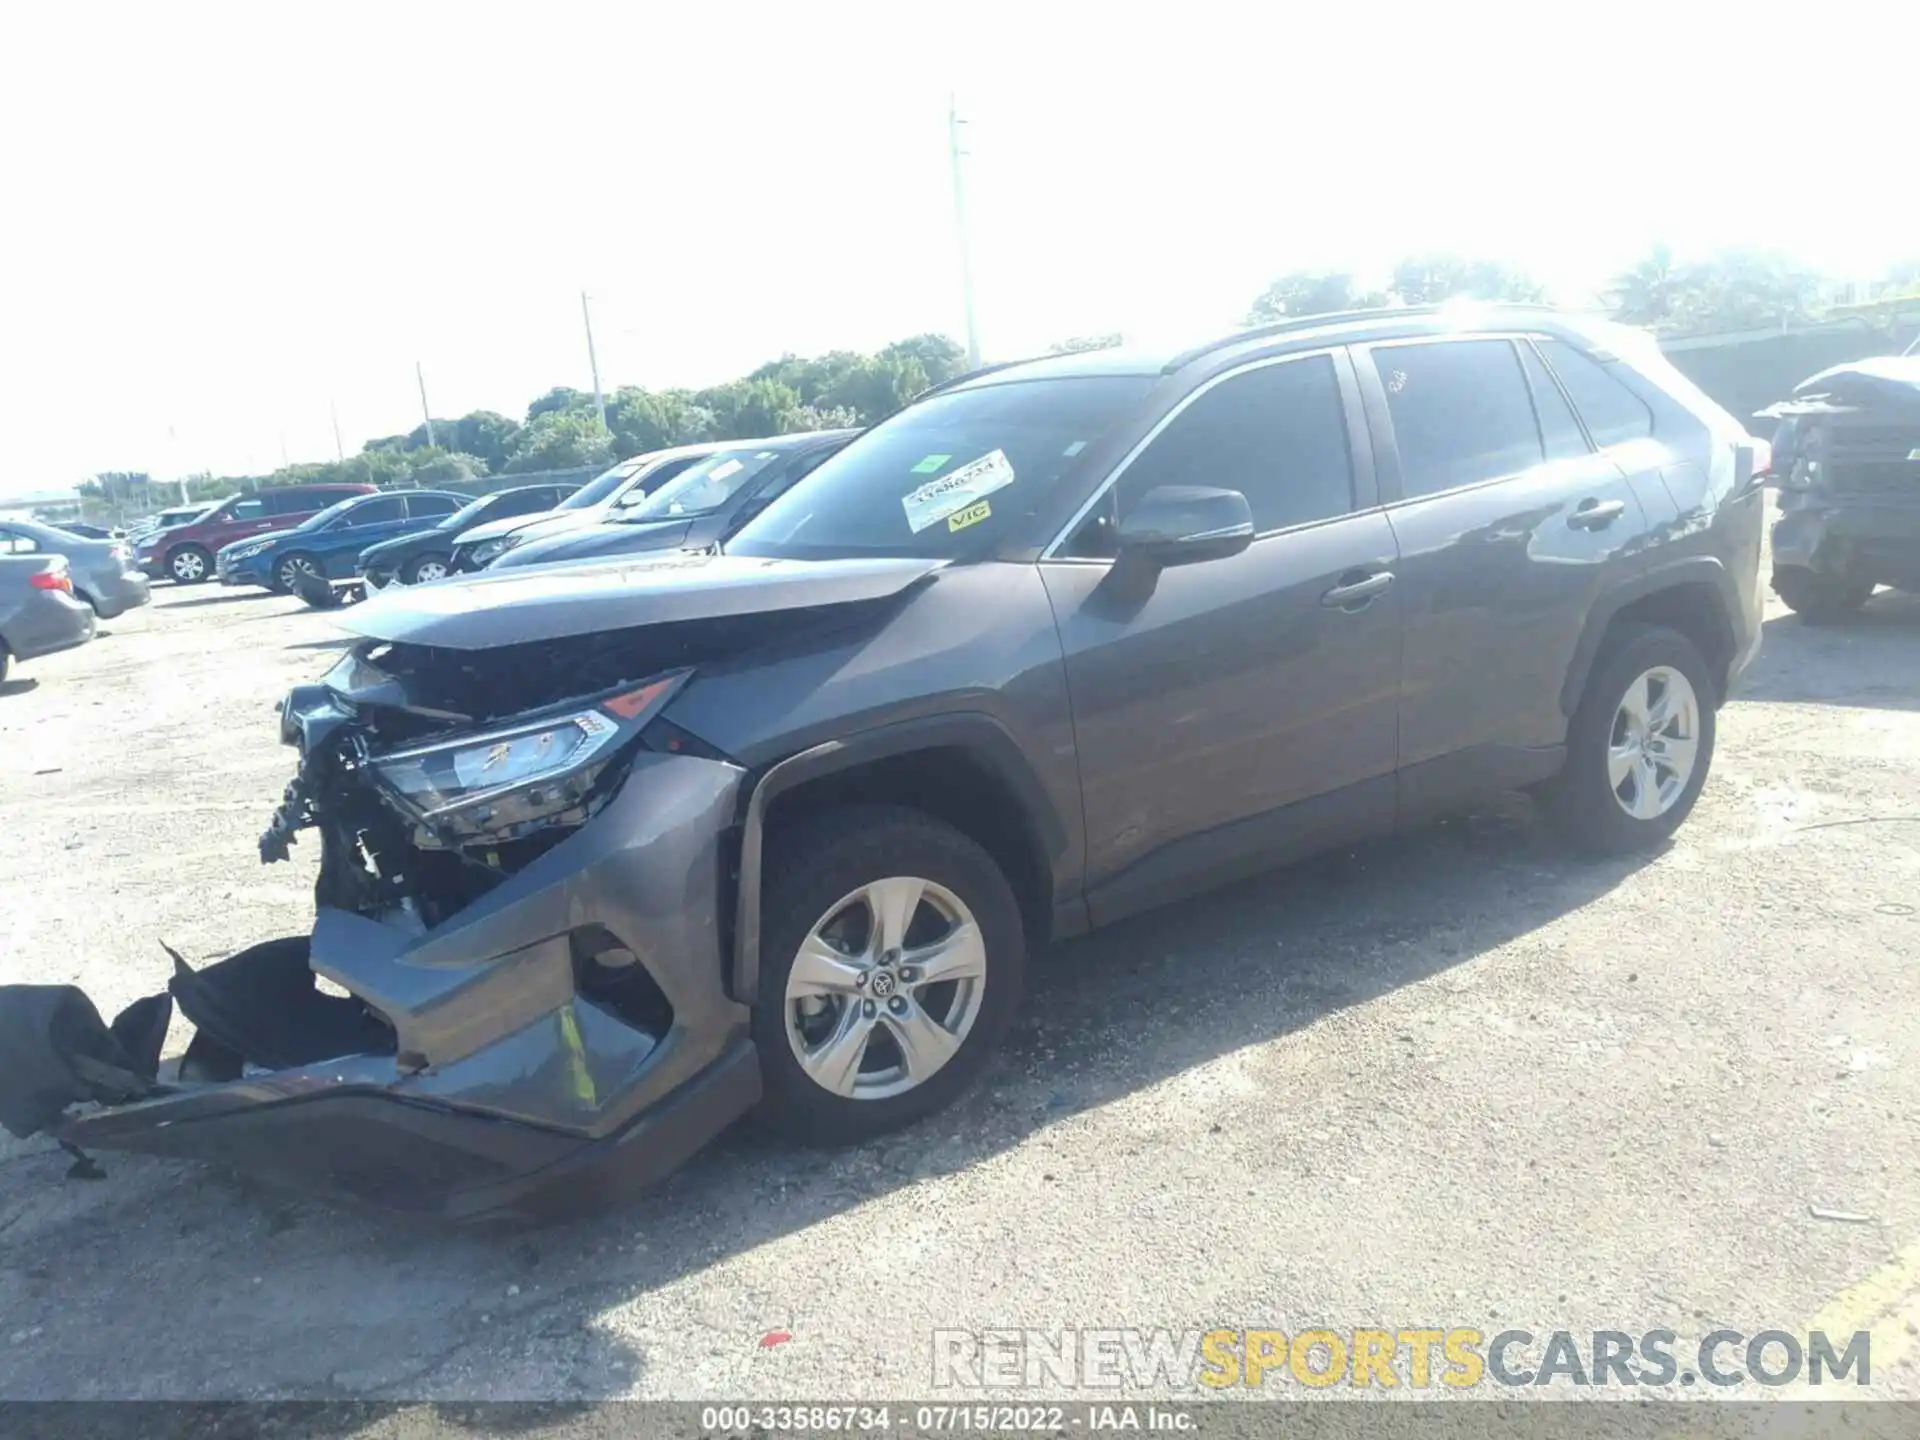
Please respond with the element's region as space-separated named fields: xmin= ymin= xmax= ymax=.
xmin=29 ymin=569 xmax=72 ymax=593
xmin=110 ymin=542 xmax=133 ymax=562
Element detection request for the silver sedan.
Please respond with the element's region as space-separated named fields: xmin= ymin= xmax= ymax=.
xmin=0 ymin=518 xmax=152 ymax=618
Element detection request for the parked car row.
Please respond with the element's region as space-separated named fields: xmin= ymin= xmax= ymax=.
xmin=0 ymin=518 xmax=152 ymax=685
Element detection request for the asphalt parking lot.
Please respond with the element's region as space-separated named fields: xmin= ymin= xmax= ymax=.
xmin=3 ymin=570 xmax=1920 ymax=1406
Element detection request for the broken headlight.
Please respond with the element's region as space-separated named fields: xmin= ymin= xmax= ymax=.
xmin=368 ymin=670 xmax=688 ymax=840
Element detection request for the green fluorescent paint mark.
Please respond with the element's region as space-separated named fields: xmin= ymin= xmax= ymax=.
xmin=558 ymin=1003 xmax=598 ymax=1108
xmin=911 ymin=454 xmax=952 ymax=474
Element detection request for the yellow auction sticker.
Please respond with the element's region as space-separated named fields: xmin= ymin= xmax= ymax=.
xmin=947 ymin=499 xmax=992 ymax=532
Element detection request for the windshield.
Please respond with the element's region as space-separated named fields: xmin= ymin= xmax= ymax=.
xmin=440 ymin=494 xmax=499 ymax=531
xmin=557 ymin=460 xmax=642 ymax=510
xmin=727 ymin=378 xmax=1152 ymax=559
xmin=618 ymin=448 xmax=783 ymax=522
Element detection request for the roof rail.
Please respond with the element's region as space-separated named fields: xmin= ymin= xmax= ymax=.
xmin=1158 ymin=301 xmax=1555 ymax=374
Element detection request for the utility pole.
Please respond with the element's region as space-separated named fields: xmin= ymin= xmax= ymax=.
xmin=948 ymin=94 xmax=982 ymax=369
xmin=582 ymin=290 xmax=608 ymax=432
xmin=330 ymin=401 xmax=345 ymax=462
xmin=415 ymin=362 xmax=436 ymax=448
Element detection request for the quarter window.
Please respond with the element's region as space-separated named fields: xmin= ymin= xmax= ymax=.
xmin=1110 ymin=354 xmax=1355 ymax=537
xmin=1536 ymin=338 xmax=1654 ymax=446
xmin=1375 ymin=340 xmax=1544 ymax=498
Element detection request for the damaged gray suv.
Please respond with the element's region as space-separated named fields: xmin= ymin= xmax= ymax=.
xmin=1 ymin=307 xmax=1766 ymax=1221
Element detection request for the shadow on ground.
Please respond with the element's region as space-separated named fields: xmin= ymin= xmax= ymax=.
xmin=0 ymin=678 xmax=38 ymax=698
xmin=0 ymin=792 xmax=1648 ymax=1398
xmin=1738 ymin=587 xmax=1920 ymax=712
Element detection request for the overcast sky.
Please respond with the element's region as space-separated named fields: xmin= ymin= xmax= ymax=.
xmin=0 ymin=1 xmax=1910 ymax=496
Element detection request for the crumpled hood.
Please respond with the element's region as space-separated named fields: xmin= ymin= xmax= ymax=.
xmin=1792 ymin=356 xmax=1920 ymax=411
xmin=337 ymin=551 xmax=944 ymax=649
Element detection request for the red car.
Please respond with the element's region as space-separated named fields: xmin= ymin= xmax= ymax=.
xmin=136 ymin=483 xmax=375 ymax=584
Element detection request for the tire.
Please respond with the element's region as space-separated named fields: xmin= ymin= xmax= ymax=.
xmin=403 ymin=553 xmax=452 ymax=585
xmin=1542 ymin=624 xmax=1717 ymax=855
xmin=1772 ymin=566 xmax=1873 ymax=623
xmin=751 ymin=804 xmax=1024 ymax=1145
xmin=168 ymin=545 xmax=213 ymax=584
xmin=0 ymin=644 xmax=10 ymax=686
xmin=274 ymin=553 xmax=321 ymax=594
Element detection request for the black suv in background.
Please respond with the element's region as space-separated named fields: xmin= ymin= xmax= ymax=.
xmin=356 ymin=482 xmax=580 ymax=588
xmin=10 ymin=307 xmax=1765 ymax=1220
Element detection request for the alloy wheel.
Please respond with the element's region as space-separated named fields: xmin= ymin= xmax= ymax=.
xmin=413 ymin=558 xmax=449 ymax=583
xmin=1608 ymin=665 xmax=1700 ymax=821
xmin=277 ymin=556 xmax=318 ymax=590
xmin=783 ymin=875 xmax=987 ymax=1101
xmin=171 ymin=550 xmax=206 ymax=582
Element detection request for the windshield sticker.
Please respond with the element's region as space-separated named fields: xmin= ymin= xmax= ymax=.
xmin=1063 ymin=440 xmax=1087 ymax=457
xmin=946 ymin=499 xmax=991 ymax=533
xmin=706 ymin=459 xmax=744 ymax=483
xmin=910 ymin=454 xmax=953 ymax=475
xmin=902 ymin=449 xmax=1016 ymax=533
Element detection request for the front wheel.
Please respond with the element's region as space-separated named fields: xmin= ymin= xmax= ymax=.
xmin=404 ymin=553 xmax=452 ymax=585
xmin=1772 ymin=566 xmax=1873 ymax=623
xmin=751 ymin=805 xmax=1024 ymax=1145
xmin=1543 ymin=624 xmax=1716 ymax=855
xmin=274 ymin=553 xmax=320 ymax=594
xmin=168 ymin=545 xmax=212 ymax=584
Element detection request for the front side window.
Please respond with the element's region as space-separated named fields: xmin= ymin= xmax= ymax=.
xmin=1375 ymin=339 xmax=1545 ymax=498
xmin=729 ymin=377 xmax=1153 ymax=560
xmin=1096 ymin=354 xmax=1354 ymax=546
xmin=230 ymin=498 xmax=266 ymax=521
xmin=1536 ymin=338 xmax=1654 ymax=446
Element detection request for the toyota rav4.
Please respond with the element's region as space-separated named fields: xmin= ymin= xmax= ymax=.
xmin=0 ymin=306 xmax=1765 ymax=1221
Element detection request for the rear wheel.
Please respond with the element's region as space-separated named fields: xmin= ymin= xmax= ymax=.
xmin=752 ymin=805 xmax=1023 ymax=1145
xmin=1543 ymin=624 xmax=1716 ymax=855
xmin=274 ymin=553 xmax=320 ymax=594
xmin=404 ymin=553 xmax=452 ymax=585
xmin=1773 ymin=566 xmax=1872 ymax=623
xmin=168 ymin=545 xmax=212 ymax=584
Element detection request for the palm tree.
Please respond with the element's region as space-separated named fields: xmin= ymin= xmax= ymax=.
xmin=1606 ymin=244 xmax=1679 ymax=328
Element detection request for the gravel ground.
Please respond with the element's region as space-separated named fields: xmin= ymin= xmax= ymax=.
xmin=3 ymin=568 xmax=1920 ymax=1411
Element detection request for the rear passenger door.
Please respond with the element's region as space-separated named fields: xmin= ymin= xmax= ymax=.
xmin=1355 ymin=336 xmax=1648 ymax=802
xmin=1040 ymin=349 xmax=1403 ymax=921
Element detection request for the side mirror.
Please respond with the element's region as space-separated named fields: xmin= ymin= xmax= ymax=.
xmin=1115 ymin=486 xmax=1254 ymax=566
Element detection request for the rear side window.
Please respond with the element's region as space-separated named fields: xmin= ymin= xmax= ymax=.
xmin=406 ymin=494 xmax=460 ymax=519
xmin=336 ymin=497 xmax=405 ymax=527
xmin=1112 ymin=354 xmax=1355 ymax=535
xmin=264 ymin=489 xmax=318 ymax=516
xmin=1375 ymin=340 xmax=1544 ymax=498
xmin=1518 ymin=343 xmax=1590 ymax=460
xmin=0 ymin=528 xmax=39 ymax=555
xmin=1537 ymin=339 xmax=1654 ymax=446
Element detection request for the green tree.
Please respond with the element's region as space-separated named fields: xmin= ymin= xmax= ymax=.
xmin=526 ymin=386 xmax=596 ymax=423
xmin=1245 ymin=272 xmax=1387 ymax=323
xmin=503 ymin=411 xmax=614 ymax=473
xmin=818 ymin=354 xmax=929 ymax=423
xmin=1389 ymin=254 xmax=1546 ymax=306
xmin=1047 ymin=333 xmax=1126 ymax=354
xmin=405 ymin=449 xmax=490 ymax=485
xmin=1604 ymin=243 xmax=1682 ymax=327
xmin=694 ymin=378 xmax=806 ymax=439
xmin=878 ymin=334 xmax=968 ymax=386
xmin=606 ymin=387 xmax=716 ymax=457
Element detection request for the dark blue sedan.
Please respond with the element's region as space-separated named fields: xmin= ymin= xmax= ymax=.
xmin=215 ymin=490 xmax=469 ymax=592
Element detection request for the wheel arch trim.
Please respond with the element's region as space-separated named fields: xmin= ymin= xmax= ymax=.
xmin=730 ymin=712 xmax=1070 ymax=1004
xmin=1559 ymin=556 xmax=1739 ymax=716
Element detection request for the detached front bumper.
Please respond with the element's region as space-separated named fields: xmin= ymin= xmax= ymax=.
xmin=2 ymin=749 xmax=760 ymax=1223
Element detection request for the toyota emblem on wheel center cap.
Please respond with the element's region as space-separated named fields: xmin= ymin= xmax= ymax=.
xmin=868 ymin=969 xmax=897 ymax=999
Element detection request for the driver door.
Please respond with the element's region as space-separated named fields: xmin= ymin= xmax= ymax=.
xmin=1038 ymin=349 xmax=1403 ymax=922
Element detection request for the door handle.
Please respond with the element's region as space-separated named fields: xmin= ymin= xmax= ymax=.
xmin=1321 ymin=570 xmax=1394 ymax=609
xmin=1569 ymin=498 xmax=1626 ymax=530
